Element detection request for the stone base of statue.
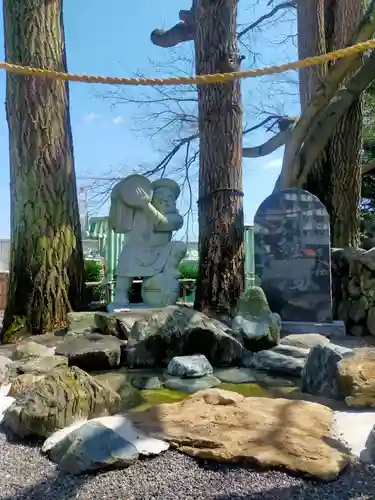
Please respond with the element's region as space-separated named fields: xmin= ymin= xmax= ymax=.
xmin=142 ymin=273 xmax=181 ymax=308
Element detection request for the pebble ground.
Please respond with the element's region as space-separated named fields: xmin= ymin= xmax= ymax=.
xmin=0 ymin=428 xmax=374 ymax=500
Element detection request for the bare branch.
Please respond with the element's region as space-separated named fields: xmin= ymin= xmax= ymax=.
xmin=243 ymin=129 xmax=291 ymax=158
xmin=238 ymin=1 xmax=297 ymax=39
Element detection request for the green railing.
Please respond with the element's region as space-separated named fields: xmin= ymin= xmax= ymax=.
xmin=85 ymin=217 xmax=256 ymax=301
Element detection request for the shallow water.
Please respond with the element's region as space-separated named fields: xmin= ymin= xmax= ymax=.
xmin=92 ymin=367 xmax=300 ymax=413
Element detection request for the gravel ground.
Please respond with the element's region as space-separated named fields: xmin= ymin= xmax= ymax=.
xmin=0 ymin=428 xmax=374 ymax=500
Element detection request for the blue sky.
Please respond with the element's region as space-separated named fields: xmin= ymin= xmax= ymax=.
xmin=0 ymin=0 xmax=299 ymax=240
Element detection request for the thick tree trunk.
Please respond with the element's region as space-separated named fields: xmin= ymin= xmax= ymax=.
xmin=329 ymin=0 xmax=363 ymax=247
xmin=193 ymin=0 xmax=244 ymax=316
xmin=2 ymin=0 xmax=84 ymax=340
xmin=299 ymin=0 xmax=362 ymax=247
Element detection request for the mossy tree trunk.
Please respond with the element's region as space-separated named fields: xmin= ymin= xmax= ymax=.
xmin=2 ymin=0 xmax=84 ymax=339
xmin=193 ymin=0 xmax=244 ymax=316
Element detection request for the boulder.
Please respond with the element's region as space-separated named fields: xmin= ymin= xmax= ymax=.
xmin=232 ymin=287 xmax=280 ymax=351
xmin=95 ymin=311 xmax=139 ymax=340
xmin=127 ymin=306 xmax=243 ymax=367
xmin=367 ymin=306 xmax=375 ymax=337
xmin=129 ymin=388 xmax=351 ymax=481
xmin=0 ymin=354 xmax=12 ymax=386
xmin=93 ymin=370 xmax=142 ymax=411
xmin=10 ymin=355 xmax=68 ymax=376
xmin=67 ymin=311 xmax=97 ymax=335
xmin=301 ymin=344 xmax=354 ymax=399
xmin=4 ymin=366 xmax=120 ymax=437
xmin=280 ymin=333 xmax=330 ymax=349
xmin=365 ymin=425 xmax=375 ymax=463
xmin=131 ymin=375 xmax=163 ymax=390
xmin=245 ymin=350 xmax=305 ymax=377
xmin=167 ymin=355 xmax=213 ymax=378
xmin=55 ymin=332 xmax=125 ymax=371
xmin=12 ymin=341 xmax=55 ymax=361
xmin=337 ymin=349 xmax=375 ymax=409
xmin=270 ymin=345 xmax=310 ymax=359
xmin=42 ymin=415 xmax=169 ymax=475
xmin=214 ymin=367 xmax=297 ymax=387
xmin=9 ymin=373 xmax=44 ymax=397
xmin=163 ymin=375 xmax=221 ymax=394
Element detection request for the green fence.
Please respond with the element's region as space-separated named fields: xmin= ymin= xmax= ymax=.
xmin=86 ymin=217 xmax=256 ymax=299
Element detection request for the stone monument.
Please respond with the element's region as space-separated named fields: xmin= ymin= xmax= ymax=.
xmin=107 ymin=174 xmax=187 ymax=311
xmin=254 ymin=188 xmax=345 ymax=337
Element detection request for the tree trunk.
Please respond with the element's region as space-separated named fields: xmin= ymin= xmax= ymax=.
xmin=328 ymin=0 xmax=363 ymax=247
xmin=2 ymin=0 xmax=84 ymax=340
xmin=193 ymin=0 xmax=244 ymax=316
xmin=298 ymin=0 xmax=332 ymax=219
xmin=300 ymin=0 xmax=362 ymax=247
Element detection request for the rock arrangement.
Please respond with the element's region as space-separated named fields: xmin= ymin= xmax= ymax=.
xmin=332 ymin=247 xmax=375 ymax=336
xmin=0 ymin=286 xmax=375 ymax=479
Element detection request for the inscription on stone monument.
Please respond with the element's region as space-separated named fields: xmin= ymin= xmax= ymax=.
xmin=254 ymin=188 xmax=332 ymax=322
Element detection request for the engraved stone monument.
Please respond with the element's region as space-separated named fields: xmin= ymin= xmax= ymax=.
xmin=107 ymin=174 xmax=187 ymax=311
xmin=254 ymin=188 xmax=345 ymax=337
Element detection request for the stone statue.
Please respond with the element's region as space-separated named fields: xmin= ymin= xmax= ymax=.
xmin=107 ymin=174 xmax=188 ymax=311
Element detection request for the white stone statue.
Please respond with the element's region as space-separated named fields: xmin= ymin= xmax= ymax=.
xmin=107 ymin=174 xmax=188 ymax=311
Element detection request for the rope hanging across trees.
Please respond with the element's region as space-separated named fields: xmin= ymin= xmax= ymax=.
xmin=1 ymin=38 xmax=375 ymax=86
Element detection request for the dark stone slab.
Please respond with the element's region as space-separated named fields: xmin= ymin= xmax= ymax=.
xmin=254 ymin=188 xmax=332 ymax=322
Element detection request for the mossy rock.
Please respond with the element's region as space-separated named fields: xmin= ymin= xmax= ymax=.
xmin=4 ymin=366 xmax=120 ymax=438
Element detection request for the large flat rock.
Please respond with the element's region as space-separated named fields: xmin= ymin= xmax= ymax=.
xmin=129 ymin=388 xmax=352 ymax=481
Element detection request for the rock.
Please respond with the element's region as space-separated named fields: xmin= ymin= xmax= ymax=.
xmin=245 ymin=350 xmax=305 ymax=376
xmin=270 ymin=345 xmax=310 ymax=359
xmin=301 ymin=344 xmax=354 ymax=399
xmin=9 ymin=373 xmax=44 ymax=397
xmin=55 ymin=332 xmax=125 ymax=371
xmin=214 ymin=367 xmax=259 ymax=384
xmin=128 ymin=306 xmax=243 ymax=367
xmin=214 ymin=367 xmax=297 ymax=387
xmin=47 ymin=421 xmax=138 ymax=474
xmin=67 ymin=311 xmax=96 ymax=335
xmin=12 ymin=341 xmax=55 ymax=361
xmin=232 ymin=316 xmax=279 ymax=352
xmin=337 ymin=300 xmax=350 ymax=323
xmin=129 ymin=388 xmax=351 ymax=481
xmin=365 ymin=425 xmax=375 ymax=462
xmin=163 ymin=375 xmax=221 ymax=394
xmin=280 ymin=334 xmax=330 ymax=349
xmin=131 ymin=375 xmax=163 ymax=390
xmin=337 ymin=349 xmax=375 ymax=409
xmin=10 ymin=355 xmax=68 ymax=376
xmin=42 ymin=415 xmax=169 ymax=475
xmin=95 ymin=311 xmax=142 ymax=340
xmin=349 ymin=325 xmax=366 ymax=337
xmin=349 ymin=296 xmax=368 ymax=323
xmin=0 ymin=354 xmax=12 ymax=386
xmin=367 ymin=306 xmax=375 ymax=336
xmin=233 ymin=287 xmax=280 ymax=351
xmin=93 ymin=370 xmax=142 ymax=411
xmin=4 ymin=366 xmax=120 ymax=437
xmin=167 ymin=355 xmax=213 ymax=378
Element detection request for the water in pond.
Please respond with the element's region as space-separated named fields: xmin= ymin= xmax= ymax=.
xmin=91 ymin=368 xmax=299 ymax=413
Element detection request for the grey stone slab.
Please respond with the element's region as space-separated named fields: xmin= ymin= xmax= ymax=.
xmin=254 ymin=188 xmax=332 ymax=322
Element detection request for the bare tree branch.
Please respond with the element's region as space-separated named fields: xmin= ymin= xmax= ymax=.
xmin=238 ymin=1 xmax=297 ymax=39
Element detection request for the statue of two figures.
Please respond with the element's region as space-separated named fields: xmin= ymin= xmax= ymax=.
xmin=107 ymin=174 xmax=188 ymax=311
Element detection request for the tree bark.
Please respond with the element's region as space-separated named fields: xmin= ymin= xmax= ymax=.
xmin=328 ymin=0 xmax=363 ymax=247
xmin=193 ymin=0 xmax=244 ymax=316
xmin=2 ymin=0 xmax=84 ymax=339
xmin=299 ymin=0 xmax=363 ymax=247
